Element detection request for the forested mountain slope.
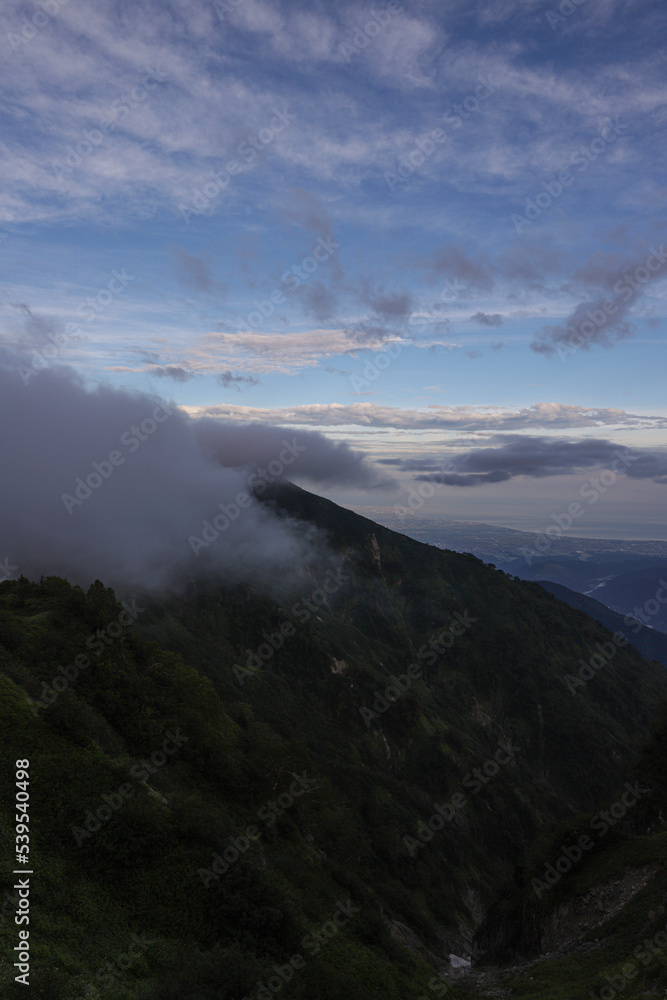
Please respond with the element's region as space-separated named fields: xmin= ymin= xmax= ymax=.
xmin=0 ymin=483 xmax=665 ymax=998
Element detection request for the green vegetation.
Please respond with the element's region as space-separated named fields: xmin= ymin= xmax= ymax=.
xmin=474 ymin=702 xmax=667 ymax=998
xmin=0 ymin=484 xmax=666 ymax=997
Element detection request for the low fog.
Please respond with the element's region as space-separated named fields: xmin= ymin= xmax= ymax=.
xmin=0 ymin=357 xmax=386 ymax=592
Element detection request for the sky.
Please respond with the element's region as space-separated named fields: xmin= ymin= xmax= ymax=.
xmin=2 ymin=0 xmax=667 ymax=570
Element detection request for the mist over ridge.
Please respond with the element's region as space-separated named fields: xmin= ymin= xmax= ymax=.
xmin=0 ymin=356 xmax=388 ymax=591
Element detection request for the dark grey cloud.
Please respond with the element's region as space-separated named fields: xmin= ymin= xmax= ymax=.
xmin=377 ymin=458 xmax=442 ymax=472
xmin=346 ymin=320 xmax=397 ymax=347
xmin=423 ymin=469 xmax=512 ymax=486
xmin=281 ymin=188 xmax=332 ymax=238
xmin=217 ymin=371 xmax=261 ymax=390
xmin=572 ymin=251 xmax=628 ymax=289
xmin=430 ymin=246 xmax=495 ymax=291
xmin=338 ymin=283 xmax=416 ymax=353
xmin=169 ymin=245 xmax=217 ymax=294
xmin=530 ymin=295 xmax=636 ymax=356
xmin=623 ymin=452 xmax=667 ymax=485
xmin=296 ymin=281 xmax=339 ymax=322
xmin=405 ymin=435 xmax=667 ymax=487
xmin=135 ymin=349 xmax=162 ymax=365
xmin=194 ymin=419 xmax=392 ymax=489
xmin=8 ymin=303 xmax=70 ymax=349
xmin=530 ymin=246 xmax=667 ymax=355
xmin=324 ymin=366 xmax=352 ymax=376
xmin=276 ymin=192 xmax=343 ymax=322
xmin=151 ymin=366 xmax=196 ymax=382
xmin=0 ymin=360 xmax=384 ymax=591
xmin=360 ymin=285 xmax=413 ymax=320
xmin=470 ymin=311 xmax=503 ymax=327
xmin=496 ymin=240 xmax=566 ymax=290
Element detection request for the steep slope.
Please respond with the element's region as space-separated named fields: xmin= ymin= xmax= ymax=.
xmin=537 ymin=579 xmax=667 ymax=669
xmin=592 ymin=565 xmax=667 ymax=631
xmin=471 ymin=703 xmax=667 ymax=999
xmin=0 ymin=484 xmax=666 ymax=998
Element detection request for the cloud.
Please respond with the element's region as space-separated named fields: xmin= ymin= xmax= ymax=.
xmin=295 ymin=282 xmax=340 ymax=323
xmin=151 ymin=365 xmax=196 ymax=382
xmin=431 ymin=246 xmax=495 ymax=291
xmin=530 ymin=296 xmax=636 ymax=356
xmin=409 ymin=435 xmax=667 ymax=487
xmin=199 ymin=0 xmax=440 ymax=87
xmin=474 ymin=0 xmax=543 ymax=25
xmin=530 ymin=246 xmax=667 ymax=355
xmin=623 ymin=451 xmax=667 ymax=485
xmin=168 ymin=246 xmax=217 ymax=293
xmin=187 ymin=400 xmax=667 ymax=432
xmin=218 ymin=371 xmax=261 ymax=390
xmin=0 ymin=0 xmax=663 ymax=233
xmin=226 ymin=2 xmax=338 ymax=62
xmin=6 ymin=303 xmax=74 ymax=350
xmin=470 ymin=311 xmax=503 ymax=327
xmin=360 ymin=286 xmax=414 ymax=320
xmin=362 ymin=11 xmax=441 ymax=87
xmin=344 ymin=320 xmax=400 ymax=348
xmin=199 ymin=328 xmax=405 ymax=373
xmin=193 ymin=418 xmax=392 ymax=488
xmin=496 ymin=240 xmax=567 ymax=290
xmin=281 ymin=187 xmax=333 ymax=237
xmin=0 ymin=359 xmax=383 ymax=591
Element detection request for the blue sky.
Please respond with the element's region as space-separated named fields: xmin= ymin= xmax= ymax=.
xmin=3 ymin=0 xmax=667 ymax=539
